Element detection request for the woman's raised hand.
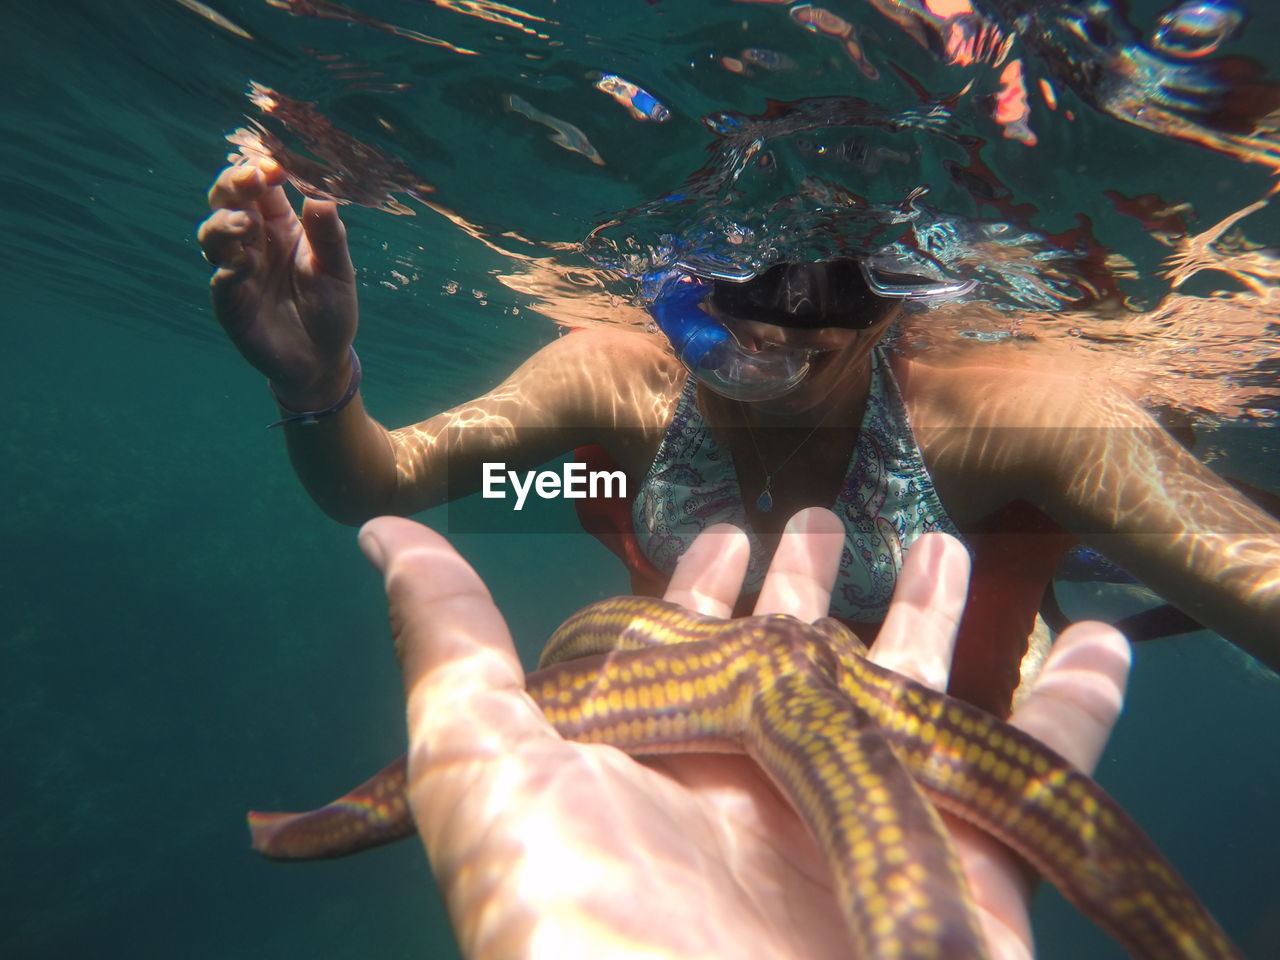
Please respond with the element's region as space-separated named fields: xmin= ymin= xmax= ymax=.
xmin=197 ymin=158 xmax=359 ymax=411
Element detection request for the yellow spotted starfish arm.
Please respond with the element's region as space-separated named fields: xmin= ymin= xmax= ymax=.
xmin=247 ymin=756 xmax=414 ymax=857
xmin=532 ymin=598 xmax=987 ymax=957
xmin=839 ymin=653 xmax=1240 ymax=960
xmin=248 ymin=596 xmax=1240 ymax=960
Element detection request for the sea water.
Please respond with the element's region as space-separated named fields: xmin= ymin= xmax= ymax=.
xmin=2 ymin=1 xmax=1278 ymax=957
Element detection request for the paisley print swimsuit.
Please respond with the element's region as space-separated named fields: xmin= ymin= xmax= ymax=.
xmin=631 ymin=347 xmax=962 ymax=621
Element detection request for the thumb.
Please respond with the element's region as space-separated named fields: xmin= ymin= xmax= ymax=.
xmin=359 ymin=517 xmax=560 ymax=868
xmin=300 ymin=198 xmax=355 ymax=281
xmin=358 ymin=517 xmax=533 ymax=746
xmin=359 ymin=515 xmax=523 ymax=694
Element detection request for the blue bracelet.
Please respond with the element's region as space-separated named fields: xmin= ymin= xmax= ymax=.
xmin=267 ymin=346 xmax=362 ymax=429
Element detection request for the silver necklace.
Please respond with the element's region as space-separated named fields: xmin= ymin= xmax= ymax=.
xmin=741 ymin=411 xmax=828 ymax=513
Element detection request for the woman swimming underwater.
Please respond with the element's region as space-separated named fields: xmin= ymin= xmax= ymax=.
xmin=198 ymin=156 xmax=1279 ymax=717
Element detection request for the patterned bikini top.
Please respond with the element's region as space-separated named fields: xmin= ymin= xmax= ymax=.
xmin=631 ymin=347 xmax=962 ymax=622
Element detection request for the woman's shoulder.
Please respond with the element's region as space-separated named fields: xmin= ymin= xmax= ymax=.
xmin=893 ymin=343 xmax=1166 ymax=514
xmin=891 ymin=346 xmax=1129 ymax=430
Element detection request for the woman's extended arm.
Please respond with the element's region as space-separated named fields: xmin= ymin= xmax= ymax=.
xmin=912 ymin=357 xmax=1280 ymax=670
xmin=198 ymin=158 xmax=679 ymax=525
xmin=1035 ymin=391 xmax=1280 ymax=669
xmin=284 ymin=328 xmax=678 ymax=523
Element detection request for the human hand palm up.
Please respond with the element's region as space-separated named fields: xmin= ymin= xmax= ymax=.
xmin=356 ymin=509 xmax=1130 ymax=960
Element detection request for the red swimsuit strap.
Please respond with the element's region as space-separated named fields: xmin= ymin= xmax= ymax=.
xmin=572 ymin=443 xmax=669 ymax=597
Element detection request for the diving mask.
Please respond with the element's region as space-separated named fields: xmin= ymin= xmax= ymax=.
xmin=645 ymin=256 xmax=975 ymax=401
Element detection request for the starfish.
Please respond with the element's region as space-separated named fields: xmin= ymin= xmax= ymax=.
xmin=248 ymin=596 xmax=1239 ymax=959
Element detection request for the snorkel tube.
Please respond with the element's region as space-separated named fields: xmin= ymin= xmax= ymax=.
xmin=643 ymin=269 xmax=812 ymax=402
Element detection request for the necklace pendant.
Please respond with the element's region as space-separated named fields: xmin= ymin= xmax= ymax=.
xmin=756 ymin=488 xmax=774 ymax=513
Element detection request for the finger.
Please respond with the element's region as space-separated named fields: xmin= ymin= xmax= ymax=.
xmin=249 ymin=159 xmax=306 ymax=262
xmin=209 ymin=263 xmax=262 ymax=332
xmin=208 ymin=159 xmax=263 ymax=210
xmin=868 ymin=532 xmax=970 ymax=691
xmin=753 ymin=507 xmax=843 ymax=620
xmin=207 ymin=163 xmax=247 ymax=210
xmin=232 ymin=159 xmax=303 ymax=264
xmin=251 ymin=158 xmax=295 ymax=223
xmin=357 ymin=517 xmax=549 ymax=753
xmin=206 ymin=156 xmax=289 ymax=211
xmin=1007 ymin=620 xmax=1129 ymax=775
xmin=196 ymin=207 xmax=260 ymax=268
xmin=300 ymin=198 xmax=356 ymax=281
xmin=664 ymin=522 xmax=750 ymax=618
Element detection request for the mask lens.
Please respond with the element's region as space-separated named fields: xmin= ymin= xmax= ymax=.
xmin=643 ymin=269 xmax=813 ymax=402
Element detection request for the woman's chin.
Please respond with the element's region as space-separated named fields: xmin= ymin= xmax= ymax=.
xmin=750 ymin=385 xmax=829 ymax=419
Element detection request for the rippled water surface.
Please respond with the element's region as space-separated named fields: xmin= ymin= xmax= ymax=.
xmin=3 ymin=1 xmax=1280 ymax=957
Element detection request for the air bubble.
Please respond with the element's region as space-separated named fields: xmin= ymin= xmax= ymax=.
xmin=1150 ymin=2 xmax=1243 ymax=59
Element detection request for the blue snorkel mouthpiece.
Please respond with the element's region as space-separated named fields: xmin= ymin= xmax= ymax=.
xmin=645 ymin=273 xmax=728 ymax=367
xmin=643 ymin=270 xmax=812 ymax=402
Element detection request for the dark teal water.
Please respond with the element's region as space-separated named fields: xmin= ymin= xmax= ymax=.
xmin=3 ymin=1 xmax=1278 ymax=957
